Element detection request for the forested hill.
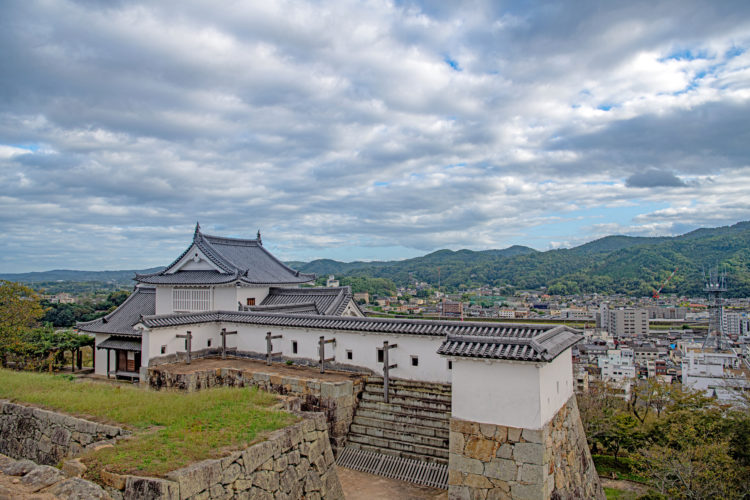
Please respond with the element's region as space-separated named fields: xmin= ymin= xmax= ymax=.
xmin=291 ymin=221 xmax=750 ymax=297
xmin=0 ymin=268 xmax=163 ymax=285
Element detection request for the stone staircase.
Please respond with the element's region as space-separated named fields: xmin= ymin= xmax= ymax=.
xmin=344 ymin=376 xmax=451 ymax=465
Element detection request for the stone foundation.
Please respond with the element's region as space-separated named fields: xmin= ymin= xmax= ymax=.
xmin=149 ymin=365 xmax=363 ymax=453
xmin=448 ymin=396 xmax=603 ymax=500
xmin=99 ymin=412 xmax=344 ymax=500
xmin=0 ymin=400 xmax=127 ymax=466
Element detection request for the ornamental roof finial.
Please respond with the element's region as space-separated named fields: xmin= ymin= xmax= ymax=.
xmin=257 ymin=229 xmax=262 ymax=246
xmin=194 ymin=221 xmax=201 ymax=238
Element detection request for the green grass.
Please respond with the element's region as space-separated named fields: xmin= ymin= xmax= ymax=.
xmin=0 ymin=369 xmax=297 ymax=477
xmin=604 ymin=487 xmax=640 ymax=500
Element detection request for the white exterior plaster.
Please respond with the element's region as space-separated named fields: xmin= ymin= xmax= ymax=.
xmin=235 ymin=287 xmax=271 ymax=308
xmin=450 ymin=348 xmax=575 ymax=430
xmin=145 ymin=322 xmax=451 ymax=383
xmin=94 ymin=333 xmax=118 ymax=377
xmin=166 ymin=245 xmax=221 ymax=273
xmin=155 ymin=287 xmax=173 ymax=315
xmin=213 ymin=285 xmax=238 ymax=310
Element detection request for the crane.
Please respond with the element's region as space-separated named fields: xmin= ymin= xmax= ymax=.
xmin=652 ymin=267 xmax=678 ymax=299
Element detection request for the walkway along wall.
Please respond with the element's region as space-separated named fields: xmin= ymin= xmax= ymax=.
xmin=148 ymin=364 xmax=362 ymax=454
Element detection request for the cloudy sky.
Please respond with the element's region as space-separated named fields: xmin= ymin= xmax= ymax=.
xmin=1 ymin=0 xmax=749 ymax=272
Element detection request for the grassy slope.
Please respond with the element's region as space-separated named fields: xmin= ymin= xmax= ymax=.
xmin=0 ymin=370 xmax=296 ymax=477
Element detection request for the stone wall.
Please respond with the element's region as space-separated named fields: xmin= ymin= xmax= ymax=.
xmin=99 ymin=412 xmax=344 ymax=500
xmin=0 ymin=400 xmax=127 ymax=466
xmin=149 ymin=366 xmax=362 ymax=452
xmin=448 ymin=395 xmax=603 ymax=500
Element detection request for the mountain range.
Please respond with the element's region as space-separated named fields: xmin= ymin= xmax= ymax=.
xmin=2 ymin=222 xmax=749 ymax=297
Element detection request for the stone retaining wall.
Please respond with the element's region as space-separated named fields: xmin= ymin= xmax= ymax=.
xmin=0 ymin=400 xmax=127 ymax=466
xmin=448 ymin=396 xmax=603 ymax=500
xmin=149 ymin=365 xmax=363 ymax=453
xmin=99 ymin=412 xmax=344 ymax=500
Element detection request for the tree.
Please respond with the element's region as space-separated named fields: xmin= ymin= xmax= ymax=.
xmin=0 ymin=280 xmax=45 ymax=366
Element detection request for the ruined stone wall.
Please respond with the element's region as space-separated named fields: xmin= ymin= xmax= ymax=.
xmin=149 ymin=366 xmax=362 ymax=452
xmin=99 ymin=412 xmax=344 ymax=500
xmin=448 ymin=395 xmax=603 ymax=500
xmin=0 ymin=400 xmax=127 ymax=466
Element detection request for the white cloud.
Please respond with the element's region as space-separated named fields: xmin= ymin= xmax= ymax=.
xmin=0 ymin=0 xmax=749 ymax=271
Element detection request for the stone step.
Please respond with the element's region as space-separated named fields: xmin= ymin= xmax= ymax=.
xmin=354 ymin=407 xmax=449 ymax=430
xmin=362 ymin=384 xmax=452 ymax=404
xmin=364 ymin=377 xmax=452 ymax=395
xmin=347 ymin=434 xmax=448 ymax=463
xmin=360 ymin=391 xmax=451 ymax=411
xmin=351 ymin=415 xmax=450 ymax=440
xmin=356 ymin=400 xmax=451 ymax=421
xmin=345 ymin=441 xmax=447 ymax=465
xmin=349 ymin=423 xmax=449 ymax=450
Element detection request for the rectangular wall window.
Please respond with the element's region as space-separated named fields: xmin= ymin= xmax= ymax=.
xmin=246 ymin=298 xmax=256 ymax=306
xmin=346 ymin=350 xmax=353 ymax=360
xmin=292 ymin=341 xmax=298 ymax=354
xmin=411 ymin=356 xmax=419 ymax=367
xmin=173 ymin=288 xmax=211 ymax=312
xmin=377 ymin=348 xmax=384 ymax=363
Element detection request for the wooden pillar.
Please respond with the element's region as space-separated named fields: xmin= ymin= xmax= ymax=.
xmin=383 ymin=341 xmax=398 ymax=403
xmin=266 ymin=331 xmax=282 ymax=365
xmin=106 ymin=348 xmax=110 ymax=379
xmin=176 ymin=331 xmax=193 ymax=364
xmin=318 ymin=336 xmax=336 ymax=374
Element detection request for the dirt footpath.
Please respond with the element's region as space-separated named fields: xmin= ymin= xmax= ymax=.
xmin=338 ymin=466 xmax=447 ymax=500
xmin=154 ymin=356 xmax=362 ymax=382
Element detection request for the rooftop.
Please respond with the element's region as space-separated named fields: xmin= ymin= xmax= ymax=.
xmin=136 ymin=225 xmax=315 ymax=286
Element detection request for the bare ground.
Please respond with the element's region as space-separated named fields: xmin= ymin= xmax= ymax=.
xmin=338 ymin=466 xmax=447 ymax=500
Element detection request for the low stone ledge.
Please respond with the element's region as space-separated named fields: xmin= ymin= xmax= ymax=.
xmin=0 ymin=400 xmax=128 ymax=466
xmin=101 ymin=412 xmax=342 ymax=500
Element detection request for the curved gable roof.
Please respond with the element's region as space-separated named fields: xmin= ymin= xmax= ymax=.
xmin=136 ymin=225 xmax=315 ymax=286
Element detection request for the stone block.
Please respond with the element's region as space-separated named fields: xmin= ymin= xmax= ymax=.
xmin=101 ymin=468 xmax=127 ymax=490
xmin=450 ymin=418 xmax=478 ymax=436
xmin=61 ymin=458 xmax=87 ymax=478
xmin=233 ymin=479 xmax=253 ymax=492
xmin=21 ymin=465 xmax=65 ymax=492
xmin=487 ymin=488 xmax=512 ymax=500
xmin=242 ymin=440 xmax=278 ymax=473
xmin=273 ymin=455 xmax=289 ymax=472
xmin=463 ymin=473 xmax=492 ymax=489
xmin=253 ymin=470 xmax=280 ymax=492
xmin=483 ymin=458 xmax=516 ymax=482
xmin=279 ymin=466 xmax=297 ymax=493
xmin=495 ymin=443 xmax=513 ymax=460
xmin=124 ymin=476 xmax=180 ymax=500
xmin=464 ymin=436 xmax=495 ymax=461
xmin=479 ymin=423 xmax=496 ymax=439
xmin=221 ymin=462 xmax=242 ymax=484
xmin=287 ymin=450 xmax=300 ymax=466
xmin=209 ymin=483 xmax=227 ymax=498
xmin=449 ymin=431 xmax=465 ymax=454
xmin=49 ymin=477 xmax=111 ymax=499
xmin=494 ymin=426 xmax=508 ymax=443
xmin=449 ymin=453 xmax=483 ymax=475
xmin=510 ymin=482 xmax=542 ymax=500
xmin=517 ymin=463 xmax=544 ymax=485
xmin=507 ymin=427 xmax=521 ymax=442
xmin=448 ymin=485 xmax=472 ymax=500
xmin=513 ymin=442 xmax=543 ymax=465
xmin=521 ymin=428 xmax=543 ymax=444
xmin=166 ymin=458 xmax=222 ymax=499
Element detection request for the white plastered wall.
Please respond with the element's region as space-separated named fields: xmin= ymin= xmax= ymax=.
xmin=450 ymin=349 xmax=574 ymax=430
xmin=144 ymin=322 xmax=451 ymax=383
xmin=94 ymin=333 xmax=116 ymax=376
xmin=235 ymin=287 xmax=271 ymax=308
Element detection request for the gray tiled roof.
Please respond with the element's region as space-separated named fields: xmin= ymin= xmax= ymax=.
xmin=437 ymin=325 xmax=582 ymax=362
xmin=96 ymin=336 xmax=142 ymax=351
xmin=77 ymin=287 xmax=155 ymax=336
xmin=136 ymin=226 xmax=315 ymax=286
xmin=139 ymin=311 xmax=578 ymax=359
xmin=258 ymin=286 xmax=355 ymax=316
xmin=244 ymin=302 xmax=321 ymax=315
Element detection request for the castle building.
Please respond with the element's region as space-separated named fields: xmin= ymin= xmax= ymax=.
xmin=78 ymin=225 xmax=603 ymax=499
